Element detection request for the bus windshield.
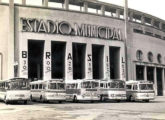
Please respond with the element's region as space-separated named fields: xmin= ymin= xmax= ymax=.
xmin=139 ymin=84 xmax=154 ymax=90
xmin=10 ymin=79 xmax=30 ymax=90
xmin=49 ymin=83 xmax=65 ymax=90
xmin=82 ymin=81 xmax=99 ymax=89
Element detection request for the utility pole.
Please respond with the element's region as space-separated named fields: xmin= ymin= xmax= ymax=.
xmin=124 ymin=0 xmax=128 ymax=81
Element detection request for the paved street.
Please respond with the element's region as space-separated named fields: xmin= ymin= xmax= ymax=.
xmin=0 ymin=97 xmax=165 ymax=120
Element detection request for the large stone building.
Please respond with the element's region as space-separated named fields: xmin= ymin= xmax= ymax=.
xmin=0 ymin=0 xmax=165 ymax=96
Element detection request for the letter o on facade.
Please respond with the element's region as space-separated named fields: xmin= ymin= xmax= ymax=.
xmin=98 ymin=27 xmax=106 ymax=39
xmin=59 ymin=21 xmax=72 ymax=35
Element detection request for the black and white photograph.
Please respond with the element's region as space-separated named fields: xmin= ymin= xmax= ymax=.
xmin=0 ymin=0 xmax=165 ymax=119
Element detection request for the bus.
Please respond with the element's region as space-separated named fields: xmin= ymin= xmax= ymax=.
xmin=65 ymin=79 xmax=100 ymax=102
xmin=0 ymin=78 xmax=30 ymax=104
xmin=126 ymin=80 xmax=155 ymax=102
xmin=30 ymin=79 xmax=66 ymax=103
xmin=99 ymin=80 xmax=126 ymax=102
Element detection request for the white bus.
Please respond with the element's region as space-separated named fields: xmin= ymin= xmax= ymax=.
xmin=0 ymin=78 xmax=30 ymax=104
xmin=126 ymin=80 xmax=155 ymax=102
xmin=99 ymin=80 xmax=126 ymax=102
xmin=30 ymin=79 xmax=66 ymax=103
xmin=65 ymin=79 xmax=100 ymax=102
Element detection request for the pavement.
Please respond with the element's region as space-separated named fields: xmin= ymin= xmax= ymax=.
xmin=0 ymin=97 xmax=165 ymax=120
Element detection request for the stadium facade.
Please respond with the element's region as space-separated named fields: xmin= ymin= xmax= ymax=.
xmin=0 ymin=0 xmax=165 ymax=96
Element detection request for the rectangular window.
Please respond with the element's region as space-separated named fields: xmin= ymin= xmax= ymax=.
xmin=133 ymin=29 xmax=143 ymax=34
xmin=145 ymin=32 xmax=153 ymax=36
xmin=35 ymin=84 xmax=39 ymax=89
xmin=155 ymin=34 xmax=161 ymax=39
xmin=39 ymin=84 xmax=42 ymax=89
xmin=126 ymin=85 xmax=132 ymax=90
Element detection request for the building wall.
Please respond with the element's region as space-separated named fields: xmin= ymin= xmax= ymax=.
xmin=14 ymin=6 xmax=126 ymax=81
xmin=0 ymin=5 xmax=10 ymax=80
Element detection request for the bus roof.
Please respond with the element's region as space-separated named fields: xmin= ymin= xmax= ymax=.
xmin=126 ymin=80 xmax=153 ymax=84
xmin=65 ymin=79 xmax=99 ymax=84
xmin=30 ymin=79 xmax=64 ymax=84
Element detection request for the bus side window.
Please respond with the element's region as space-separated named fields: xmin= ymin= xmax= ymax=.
xmin=32 ymin=85 xmax=34 ymax=89
xmin=35 ymin=84 xmax=39 ymax=89
xmin=126 ymin=85 xmax=132 ymax=90
xmin=39 ymin=84 xmax=42 ymax=89
xmin=100 ymin=83 xmax=104 ymax=88
xmin=133 ymin=85 xmax=138 ymax=90
xmin=43 ymin=84 xmax=46 ymax=89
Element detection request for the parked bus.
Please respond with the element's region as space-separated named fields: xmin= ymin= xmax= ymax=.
xmin=99 ymin=79 xmax=126 ymax=102
xmin=126 ymin=80 xmax=155 ymax=102
xmin=30 ymin=79 xmax=65 ymax=103
xmin=0 ymin=77 xmax=30 ymax=104
xmin=65 ymin=79 xmax=100 ymax=102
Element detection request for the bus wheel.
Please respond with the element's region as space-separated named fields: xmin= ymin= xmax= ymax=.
xmin=24 ymin=100 xmax=28 ymax=104
xmin=59 ymin=101 xmax=62 ymax=104
xmin=129 ymin=96 xmax=134 ymax=102
xmin=73 ymin=96 xmax=78 ymax=103
xmin=144 ymin=100 xmax=149 ymax=102
xmin=4 ymin=97 xmax=8 ymax=104
xmin=116 ymin=100 xmax=121 ymax=102
xmin=100 ymin=96 xmax=104 ymax=102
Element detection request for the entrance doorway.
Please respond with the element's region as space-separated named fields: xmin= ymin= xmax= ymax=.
xmin=109 ymin=47 xmax=120 ymax=79
xmin=72 ymin=43 xmax=86 ymax=79
xmin=51 ymin=42 xmax=66 ymax=79
xmin=136 ymin=65 xmax=144 ymax=80
xmin=147 ymin=67 xmax=154 ymax=82
xmin=28 ymin=40 xmax=44 ymax=81
xmin=92 ymin=45 xmax=104 ymax=79
xmin=157 ymin=68 xmax=163 ymax=96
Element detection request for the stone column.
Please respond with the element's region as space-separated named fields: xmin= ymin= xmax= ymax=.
xmin=85 ymin=44 xmax=93 ymax=79
xmin=65 ymin=42 xmax=73 ymax=81
xmin=154 ymin=67 xmax=158 ymax=96
xmin=116 ymin=9 xmax=120 ymax=18
xmin=151 ymin=18 xmax=154 ymax=26
xmin=19 ymin=37 xmax=28 ymax=78
xmin=42 ymin=0 xmax=48 ymax=7
xmin=83 ymin=2 xmax=88 ymax=12
xmin=101 ymin=5 xmax=105 ymax=16
xmin=144 ymin=66 xmax=147 ymax=81
xmin=22 ymin=0 xmax=26 ymax=5
xmin=43 ymin=41 xmax=51 ymax=80
xmin=8 ymin=0 xmax=15 ymax=78
xmin=141 ymin=15 xmax=145 ymax=24
xmin=129 ymin=11 xmax=133 ymax=21
xmin=159 ymin=22 xmax=163 ymax=30
xmin=103 ymin=46 xmax=110 ymax=79
xmin=64 ymin=0 xmax=69 ymax=10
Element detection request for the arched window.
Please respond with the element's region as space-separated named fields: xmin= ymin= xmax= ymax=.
xmin=157 ymin=54 xmax=162 ymax=64
xmin=136 ymin=50 xmax=143 ymax=61
xmin=148 ymin=52 xmax=153 ymax=62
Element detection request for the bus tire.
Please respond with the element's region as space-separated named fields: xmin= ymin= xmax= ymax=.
xmin=116 ymin=100 xmax=121 ymax=102
xmin=24 ymin=100 xmax=28 ymax=104
xmin=4 ymin=96 xmax=8 ymax=104
xmin=40 ymin=96 xmax=45 ymax=103
xmin=59 ymin=101 xmax=62 ymax=104
xmin=100 ymin=96 xmax=104 ymax=102
xmin=129 ymin=96 xmax=134 ymax=102
xmin=144 ymin=100 xmax=149 ymax=102
xmin=73 ymin=96 xmax=78 ymax=103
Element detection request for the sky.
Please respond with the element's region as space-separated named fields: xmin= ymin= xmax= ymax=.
xmin=99 ymin=0 xmax=165 ymax=20
xmin=2 ymin=0 xmax=165 ymax=20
